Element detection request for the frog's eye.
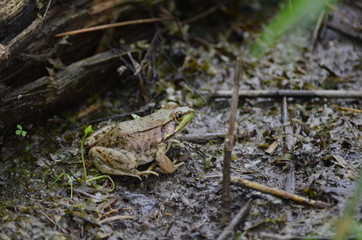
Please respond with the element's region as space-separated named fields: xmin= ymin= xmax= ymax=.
xmin=175 ymin=112 xmax=184 ymax=121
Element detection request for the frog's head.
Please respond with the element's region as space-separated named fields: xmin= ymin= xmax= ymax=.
xmin=162 ymin=102 xmax=194 ymax=141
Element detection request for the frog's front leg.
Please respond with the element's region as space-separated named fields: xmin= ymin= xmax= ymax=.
xmin=89 ymin=146 xmax=158 ymax=179
xmin=154 ymin=143 xmax=184 ymax=174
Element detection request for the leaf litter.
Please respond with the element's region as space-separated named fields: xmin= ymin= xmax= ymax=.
xmin=1 ymin=1 xmax=362 ymax=239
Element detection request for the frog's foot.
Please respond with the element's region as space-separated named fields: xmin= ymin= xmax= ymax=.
xmin=111 ymin=169 xmax=159 ymax=180
xmin=173 ymin=161 xmax=185 ymax=169
xmin=136 ymin=170 xmax=159 ymax=177
xmin=156 ymin=161 xmax=185 ymax=174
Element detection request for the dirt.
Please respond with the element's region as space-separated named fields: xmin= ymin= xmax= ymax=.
xmin=1 ymin=1 xmax=362 ymax=239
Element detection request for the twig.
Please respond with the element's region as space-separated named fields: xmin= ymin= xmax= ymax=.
xmin=282 ymin=97 xmax=295 ymax=221
xmin=76 ymin=103 xmax=102 ymax=119
xmin=55 ymin=17 xmax=174 ymax=37
xmin=282 ymin=97 xmax=294 ymax=151
xmin=98 ymin=215 xmax=135 ymax=224
xmin=311 ymin=9 xmax=326 ymax=49
xmin=206 ymin=90 xmax=362 ymax=99
xmin=164 ymin=221 xmax=175 ymax=237
xmin=175 ymin=131 xmax=251 ymax=143
xmin=339 ymin=106 xmax=362 ymax=113
xmin=39 ymin=210 xmax=68 ymax=234
xmin=222 ymin=57 xmax=242 ymax=205
xmin=43 ymin=0 xmax=52 ymax=19
xmin=259 ymin=232 xmax=328 ymax=240
xmin=216 ymin=199 xmax=252 ymax=240
xmin=229 ymin=176 xmax=330 ymax=209
xmin=265 ymin=140 xmax=279 ymax=155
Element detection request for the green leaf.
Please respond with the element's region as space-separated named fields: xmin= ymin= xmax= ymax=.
xmin=17 ymin=124 xmax=22 ymax=130
xmin=21 ymin=131 xmax=27 ymax=137
xmin=84 ymin=125 xmax=93 ymax=135
xmin=15 ymin=130 xmax=21 ymax=135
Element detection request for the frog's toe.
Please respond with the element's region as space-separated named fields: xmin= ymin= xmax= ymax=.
xmin=137 ymin=170 xmax=159 ymax=177
xmin=174 ymin=162 xmax=185 ymax=169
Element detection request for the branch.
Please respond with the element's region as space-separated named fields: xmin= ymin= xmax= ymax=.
xmin=229 ymin=176 xmax=330 ymax=209
xmin=282 ymin=97 xmax=295 ymax=221
xmin=222 ymin=57 xmax=242 ymax=205
xmin=216 ymin=199 xmax=252 ymax=240
xmin=175 ymin=131 xmax=251 ymax=143
xmin=207 ymin=90 xmax=362 ymax=99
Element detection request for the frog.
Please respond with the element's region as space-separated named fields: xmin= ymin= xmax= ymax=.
xmin=84 ymin=102 xmax=194 ymax=179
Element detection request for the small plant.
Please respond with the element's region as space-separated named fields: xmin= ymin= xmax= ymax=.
xmin=54 ymin=173 xmax=74 ymax=198
xmin=87 ymin=175 xmax=115 ymax=192
xmin=81 ymin=125 xmax=93 ymax=180
xmin=53 ymin=125 xmax=115 ymax=198
xmin=15 ymin=124 xmax=27 ymax=136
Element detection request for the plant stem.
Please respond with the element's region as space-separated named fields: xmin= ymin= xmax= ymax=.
xmin=81 ymin=134 xmax=87 ymax=180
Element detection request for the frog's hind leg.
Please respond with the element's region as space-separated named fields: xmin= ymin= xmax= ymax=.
xmin=89 ymin=146 xmax=159 ymax=179
xmin=92 ymin=164 xmax=158 ymax=180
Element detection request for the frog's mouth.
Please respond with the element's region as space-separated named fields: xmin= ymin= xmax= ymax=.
xmin=162 ymin=111 xmax=194 ymax=140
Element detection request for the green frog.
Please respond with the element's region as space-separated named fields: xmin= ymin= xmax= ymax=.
xmin=85 ymin=102 xmax=194 ymax=179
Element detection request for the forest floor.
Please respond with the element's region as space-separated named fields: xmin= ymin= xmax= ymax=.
xmin=1 ymin=1 xmax=361 ymax=239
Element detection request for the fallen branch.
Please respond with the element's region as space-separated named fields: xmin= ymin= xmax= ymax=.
xmin=216 ymin=199 xmax=252 ymax=240
xmin=229 ymin=176 xmax=330 ymax=209
xmin=206 ymin=90 xmax=362 ymax=99
xmin=282 ymin=97 xmax=294 ymax=151
xmin=222 ymin=57 xmax=242 ymax=205
xmin=282 ymin=97 xmax=295 ymax=221
xmin=176 ymin=131 xmax=251 ymax=143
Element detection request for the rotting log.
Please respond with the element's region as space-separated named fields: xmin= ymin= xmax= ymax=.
xmin=1 ymin=51 xmax=123 ymax=128
xmin=0 ymin=0 xmax=165 ymax=129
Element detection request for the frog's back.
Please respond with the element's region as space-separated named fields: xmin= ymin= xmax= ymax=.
xmin=95 ymin=108 xmax=174 ymax=147
xmin=116 ymin=108 xmax=174 ymax=133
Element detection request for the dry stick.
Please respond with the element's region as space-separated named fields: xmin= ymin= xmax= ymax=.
xmin=222 ymin=57 xmax=242 ymax=205
xmin=311 ymin=9 xmax=326 ymax=49
xmin=229 ymin=176 xmax=330 ymax=209
xmin=339 ymin=106 xmax=362 ymax=113
xmin=207 ymin=90 xmax=362 ymax=98
xmin=282 ymin=97 xmax=294 ymax=151
xmin=176 ymin=131 xmax=250 ymax=143
xmin=265 ymin=140 xmax=279 ymax=155
xmin=55 ymin=17 xmax=174 ymax=37
xmin=216 ymin=199 xmax=252 ymax=240
xmin=282 ymin=97 xmax=295 ymax=221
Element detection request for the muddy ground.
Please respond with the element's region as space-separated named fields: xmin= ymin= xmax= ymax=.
xmin=1 ymin=1 xmax=362 ymax=239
